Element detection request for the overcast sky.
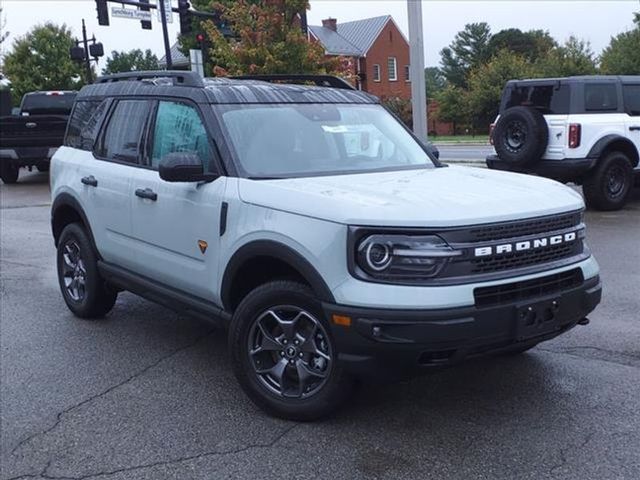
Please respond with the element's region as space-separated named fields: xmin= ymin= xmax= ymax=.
xmin=1 ymin=0 xmax=638 ymax=69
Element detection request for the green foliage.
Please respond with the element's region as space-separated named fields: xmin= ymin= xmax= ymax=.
xmin=0 ymin=6 xmax=9 ymax=46
xmin=383 ymin=96 xmax=412 ymax=129
xmin=487 ymin=29 xmax=556 ymax=63
xmin=3 ymin=23 xmax=84 ymax=102
xmin=200 ymin=0 xmax=350 ymax=78
xmin=535 ymin=36 xmax=597 ymax=77
xmin=102 ymin=49 xmax=159 ymax=75
xmin=435 ymin=85 xmax=470 ymax=130
xmin=424 ymin=67 xmax=445 ymax=98
xmin=439 ymin=22 xmax=492 ymax=88
xmin=600 ymin=14 xmax=640 ymax=74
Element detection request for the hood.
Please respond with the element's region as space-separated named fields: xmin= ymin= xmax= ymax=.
xmin=237 ymin=166 xmax=584 ymax=227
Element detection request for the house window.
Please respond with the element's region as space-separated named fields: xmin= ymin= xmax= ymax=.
xmin=373 ymin=64 xmax=381 ymax=82
xmin=388 ymin=57 xmax=397 ymax=81
xmin=405 ymin=65 xmax=410 ymax=82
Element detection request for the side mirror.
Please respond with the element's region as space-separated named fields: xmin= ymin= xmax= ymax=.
xmin=426 ymin=141 xmax=440 ymax=160
xmin=158 ymin=152 xmax=217 ymax=183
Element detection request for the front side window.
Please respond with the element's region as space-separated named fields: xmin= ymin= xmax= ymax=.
xmin=215 ymin=103 xmax=436 ymax=178
xmin=584 ymin=83 xmax=618 ymax=112
xmin=388 ymin=57 xmax=397 ymax=81
xmin=150 ymin=101 xmax=211 ymax=169
xmin=623 ymin=84 xmax=640 ymax=116
xmin=97 ymin=100 xmax=150 ymax=163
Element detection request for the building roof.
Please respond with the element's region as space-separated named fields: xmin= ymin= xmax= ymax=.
xmin=309 ymin=15 xmax=392 ymax=57
xmin=159 ymin=42 xmax=190 ymax=68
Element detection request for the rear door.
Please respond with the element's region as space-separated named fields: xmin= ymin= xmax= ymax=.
xmin=128 ymin=99 xmax=226 ymax=301
xmin=623 ymin=83 xmax=640 ymax=170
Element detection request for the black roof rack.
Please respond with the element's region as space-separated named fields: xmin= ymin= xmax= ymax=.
xmin=231 ymin=74 xmax=355 ymax=91
xmin=95 ymin=71 xmax=204 ymax=88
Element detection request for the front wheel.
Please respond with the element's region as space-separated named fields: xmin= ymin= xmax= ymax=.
xmin=583 ymin=152 xmax=633 ymax=211
xmin=0 ymin=164 xmax=19 ymax=184
xmin=229 ymin=281 xmax=353 ymax=421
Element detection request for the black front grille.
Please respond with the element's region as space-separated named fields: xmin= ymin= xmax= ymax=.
xmin=470 ymin=242 xmax=579 ymax=274
xmin=473 ymin=268 xmax=584 ymax=307
xmin=468 ymin=211 xmax=581 ymax=242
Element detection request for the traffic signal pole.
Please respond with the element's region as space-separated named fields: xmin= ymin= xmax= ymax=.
xmin=81 ymin=19 xmax=93 ymax=83
xmin=158 ymin=0 xmax=172 ymax=68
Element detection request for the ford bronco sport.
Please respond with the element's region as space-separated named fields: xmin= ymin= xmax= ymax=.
xmin=487 ymin=76 xmax=640 ymax=211
xmin=51 ymin=72 xmax=602 ymax=420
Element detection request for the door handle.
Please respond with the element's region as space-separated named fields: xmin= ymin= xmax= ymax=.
xmin=81 ymin=175 xmax=98 ymax=187
xmin=135 ymin=188 xmax=158 ymax=201
xmin=630 ymin=126 xmax=640 ymax=131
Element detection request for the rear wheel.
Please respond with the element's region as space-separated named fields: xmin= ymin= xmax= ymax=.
xmin=229 ymin=281 xmax=353 ymax=421
xmin=583 ymin=151 xmax=633 ymax=211
xmin=37 ymin=163 xmax=50 ymax=172
xmin=57 ymin=223 xmax=117 ymax=319
xmin=0 ymin=164 xmax=19 ymax=184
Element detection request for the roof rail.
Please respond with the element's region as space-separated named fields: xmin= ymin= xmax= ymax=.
xmin=95 ymin=71 xmax=204 ymax=88
xmin=231 ymin=74 xmax=355 ymax=91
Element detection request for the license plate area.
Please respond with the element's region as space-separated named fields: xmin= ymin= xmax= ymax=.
xmin=516 ymin=298 xmax=562 ymax=341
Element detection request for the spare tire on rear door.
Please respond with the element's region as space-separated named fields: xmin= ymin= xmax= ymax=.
xmin=493 ymin=106 xmax=549 ymax=168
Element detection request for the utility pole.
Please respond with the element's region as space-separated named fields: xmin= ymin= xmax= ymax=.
xmin=407 ymin=0 xmax=427 ymax=140
xmin=159 ymin=0 xmax=172 ymax=69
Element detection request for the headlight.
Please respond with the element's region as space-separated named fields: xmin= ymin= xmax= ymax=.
xmin=355 ymin=234 xmax=462 ymax=282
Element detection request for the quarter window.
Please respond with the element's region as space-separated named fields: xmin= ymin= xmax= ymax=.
xmin=373 ymin=64 xmax=381 ymax=82
xmin=388 ymin=57 xmax=397 ymax=81
xmin=623 ymin=85 xmax=640 ymax=116
xmin=584 ymin=83 xmax=618 ymax=112
xmin=150 ymin=101 xmax=211 ymax=169
xmin=98 ymin=100 xmax=150 ymax=163
xmin=66 ymin=100 xmax=104 ymax=149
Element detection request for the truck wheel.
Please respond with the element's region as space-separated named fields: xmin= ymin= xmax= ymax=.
xmin=229 ymin=281 xmax=353 ymax=421
xmin=37 ymin=163 xmax=50 ymax=172
xmin=493 ymin=106 xmax=549 ymax=168
xmin=583 ymin=151 xmax=633 ymax=211
xmin=56 ymin=223 xmax=117 ymax=319
xmin=0 ymin=164 xmax=19 ymax=184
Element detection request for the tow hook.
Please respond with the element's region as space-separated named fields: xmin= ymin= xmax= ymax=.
xmin=577 ymin=317 xmax=590 ymax=326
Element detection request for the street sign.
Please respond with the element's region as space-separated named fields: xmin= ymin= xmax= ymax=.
xmin=111 ymin=7 xmax=152 ymax=22
xmin=158 ymin=0 xmax=173 ymax=24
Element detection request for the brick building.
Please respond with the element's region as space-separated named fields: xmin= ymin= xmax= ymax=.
xmin=309 ymin=15 xmax=411 ymax=101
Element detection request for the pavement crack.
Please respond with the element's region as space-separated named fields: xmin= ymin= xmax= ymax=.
xmin=10 ymin=332 xmax=214 ymax=457
xmin=37 ymin=423 xmax=300 ymax=480
xmin=548 ymin=431 xmax=594 ymax=477
xmin=539 ymin=345 xmax=640 ymax=368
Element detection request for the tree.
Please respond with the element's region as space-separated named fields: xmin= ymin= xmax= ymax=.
xmin=535 ymin=36 xmax=597 ymax=77
xmin=466 ymin=50 xmax=534 ymax=131
xmin=440 ymin=22 xmax=492 ymax=88
xmin=600 ymin=13 xmax=640 ymax=74
xmin=102 ymin=49 xmax=159 ymax=75
xmin=0 ymin=6 xmax=9 ymax=46
xmin=3 ymin=23 xmax=84 ymax=101
xmin=424 ymin=67 xmax=445 ymax=98
xmin=487 ymin=28 xmax=556 ymax=63
xmin=435 ymin=85 xmax=470 ymax=134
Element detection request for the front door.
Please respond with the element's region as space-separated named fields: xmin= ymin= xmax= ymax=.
xmin=129 ymin=100 xmax=226 ymax=302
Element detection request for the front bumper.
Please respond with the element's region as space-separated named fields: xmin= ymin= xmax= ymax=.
xmin=486 ymin=154 xmax=597 ymax=182
xmin=323 ymin=274 xmax=601 ymax=380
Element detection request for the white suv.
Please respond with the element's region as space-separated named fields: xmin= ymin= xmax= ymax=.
xmin=51 ymin=72 xmax=602 ymax=420
xmin=487 ymin=76 xmax=640 ymax=210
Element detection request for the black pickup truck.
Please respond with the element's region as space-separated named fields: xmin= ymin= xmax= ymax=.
xmin=0 ymin=91 xmax=76 ymax=184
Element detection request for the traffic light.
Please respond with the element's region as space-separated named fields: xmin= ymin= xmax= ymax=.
xmin=178 ymin=0 xmax=193 ymax=35
xmin=95 ymin=0 xmax=109 ymax=26
xmin=140 ymin=0 xmax=152 ymax=30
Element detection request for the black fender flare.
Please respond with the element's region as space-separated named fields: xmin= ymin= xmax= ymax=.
xmin=221 ymin=240 xmax=335 ymax=309
xmin=587 ymin=135 xmax=639 ymax=167
xmin=51 ymin=193 xmax=98 ymax=253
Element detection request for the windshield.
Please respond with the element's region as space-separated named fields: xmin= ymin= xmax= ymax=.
xmin=214 ymin=103 xmax=436 ymax=178
xmin=21 ymin=93 xmax=77 ymax=115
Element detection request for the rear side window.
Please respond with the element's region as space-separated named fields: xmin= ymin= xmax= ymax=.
xmin=97 ymin=100 xmax=151 ymax=164
xmin=623 ymin=85 xmax=640 ymax=116
xmin=584 ymin=84 xmax=618 ymax=112
xmin=504 ymin=85 xmax=570 ymax=115
xmin=66 ymin=100 xmax=108 ymax=150
xmin=150 ymin=101 xmax=211 ymax=169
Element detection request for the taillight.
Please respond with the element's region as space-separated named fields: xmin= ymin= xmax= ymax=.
xmin=489 ymin=123 xmax=496 ymax=145
xmin=568 ymin=123 xmax=581 ymax=148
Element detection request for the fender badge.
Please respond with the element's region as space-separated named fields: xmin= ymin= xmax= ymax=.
xmin=198 ymin=240 xmax=208 ymax=254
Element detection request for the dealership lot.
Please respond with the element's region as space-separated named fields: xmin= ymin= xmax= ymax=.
xmin=1 ymin=171 xmax=639 ymax=480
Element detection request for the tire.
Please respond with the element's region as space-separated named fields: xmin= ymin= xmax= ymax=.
xmin=493 ymin=106 xmax=549 ymax=168
xmin=0 ymin=164 xmax=19 ymax=184
xmin=583 ymin=151 xmax=633 ymax=211
xmin=56 ymin=223 xmax=117 ymax=319
xmin=37 ymin=163 xmax=50 ymax=173
xmin=229 ymin=281 xmax=354 ymax=421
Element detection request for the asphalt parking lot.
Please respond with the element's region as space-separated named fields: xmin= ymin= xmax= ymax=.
xmin=1 ymin=170 xmax=639 ymax=480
